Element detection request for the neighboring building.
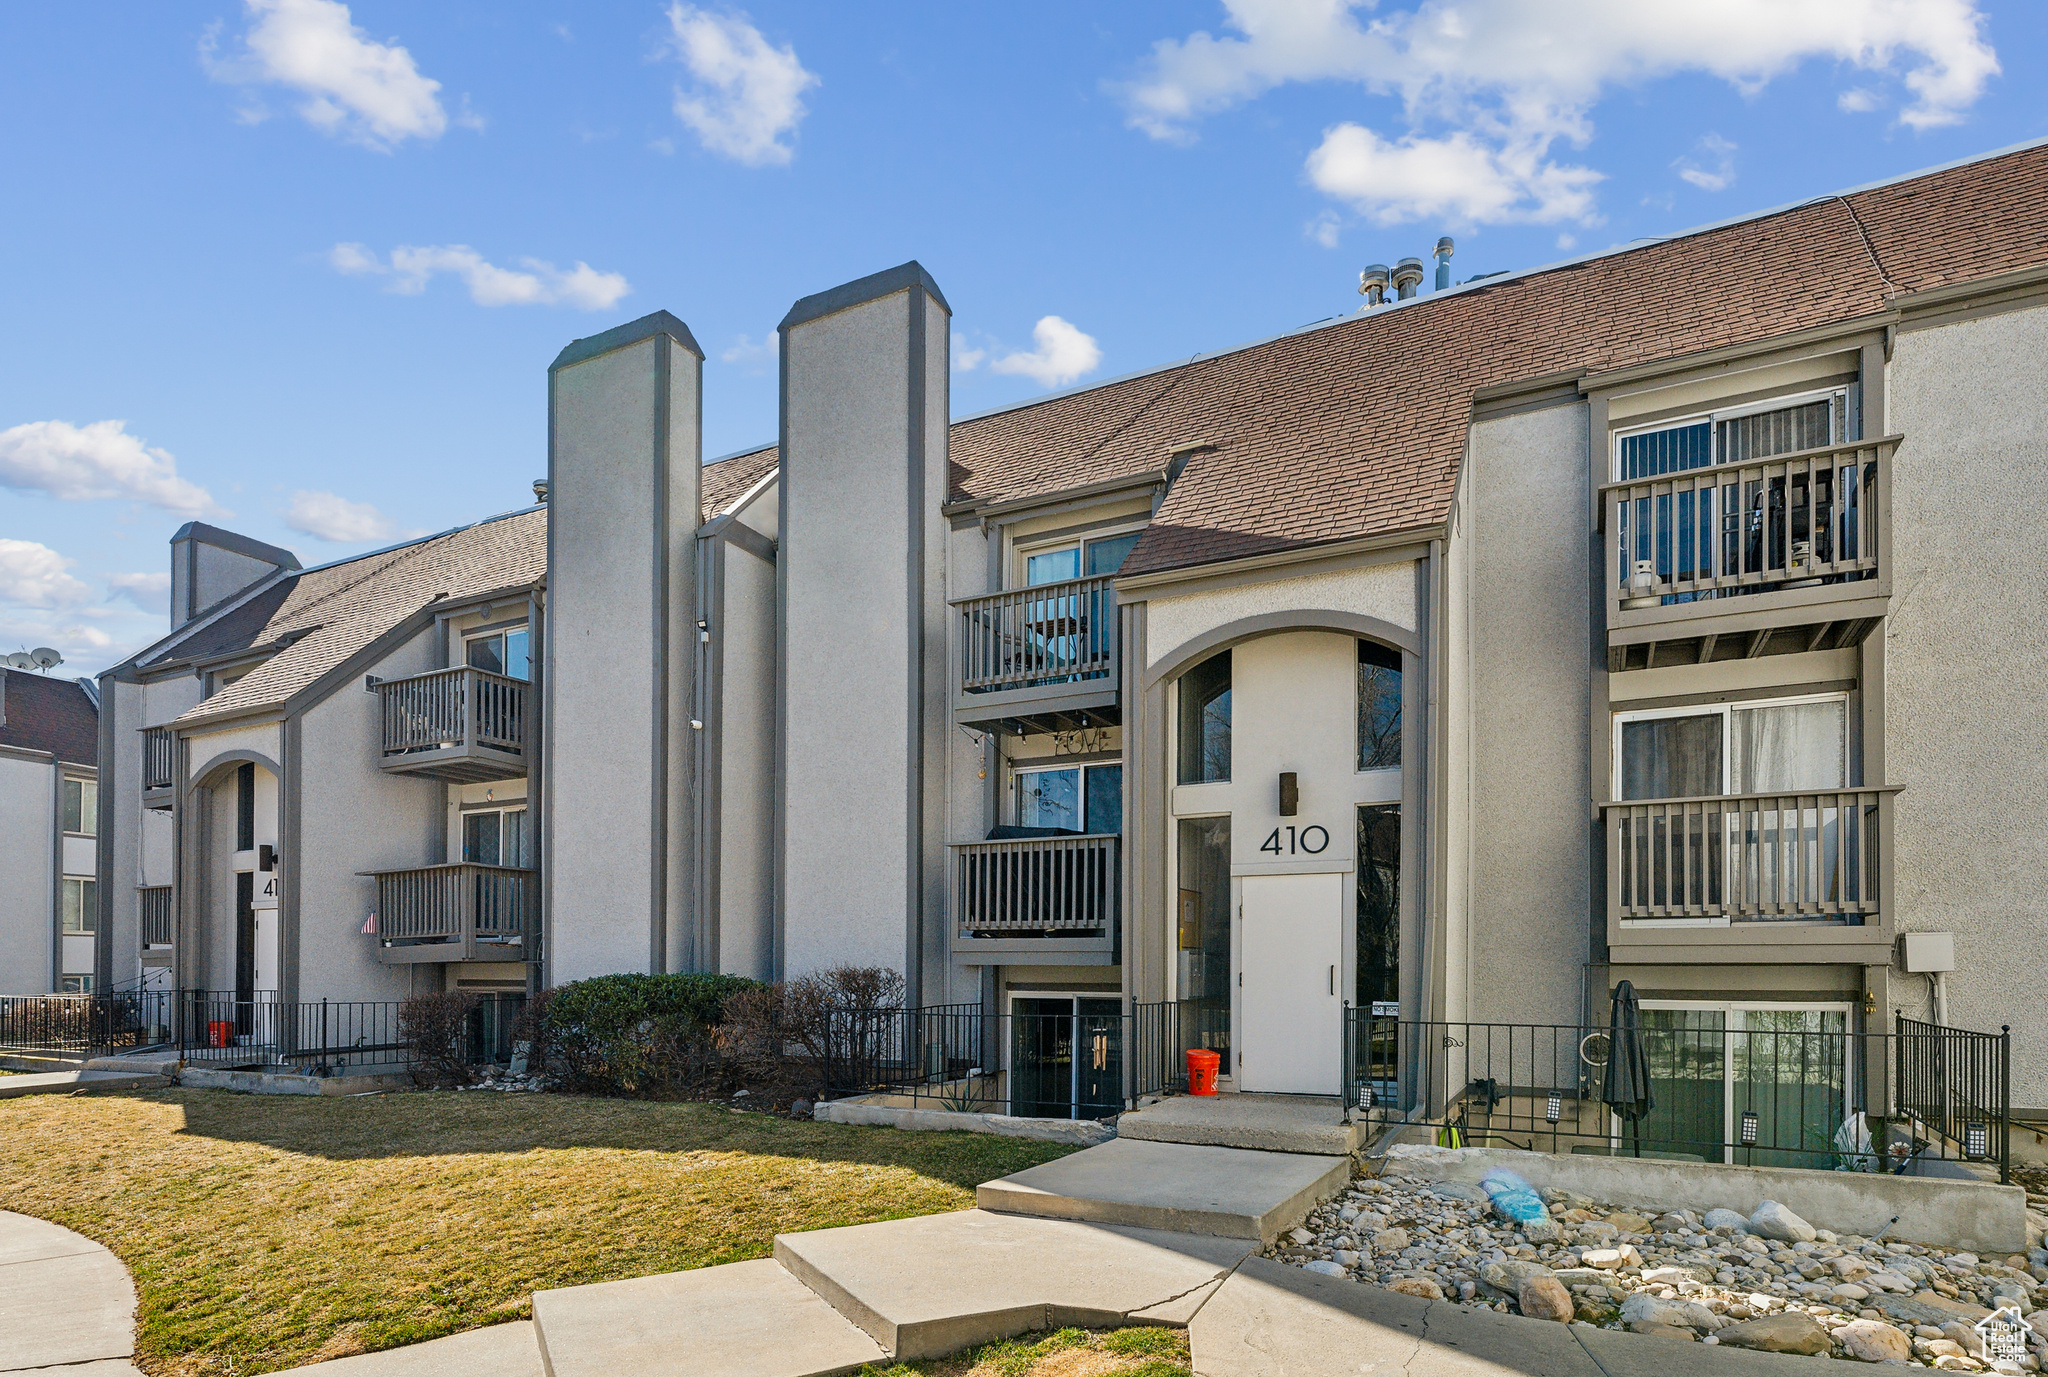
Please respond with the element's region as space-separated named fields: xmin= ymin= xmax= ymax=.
xmin=97 ymin=140 xmax=2048 ymax=1140
xmin=0 ymin=667 xmax=101 ymax=993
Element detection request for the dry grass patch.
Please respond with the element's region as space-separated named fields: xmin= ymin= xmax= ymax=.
xmin=0 ymin=1089 xmax=1073 ymax=1376
xmin=863 ymin=1326 xmax=1190 ymax=1377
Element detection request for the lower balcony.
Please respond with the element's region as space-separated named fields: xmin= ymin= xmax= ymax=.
xmin=371 ymin=666 xmax=527 ymax=784
xmin=1603 ymin=788 xmax=1897 ymax=955
xmin=364 ymin=862 xmax=534 ymax=965
xmin=139 ymin=885 xmax=173 ymax=966
xmin=950 ymin=832 xmax=1118 ymax=965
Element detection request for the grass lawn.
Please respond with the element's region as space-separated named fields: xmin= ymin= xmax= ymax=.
xmin=0 ymin=1088 xmax=1076 ymax=1377
xmin=865 ymin=1326 xmax=1190 ymax=1377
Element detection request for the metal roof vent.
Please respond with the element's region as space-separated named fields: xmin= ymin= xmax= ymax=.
xmin=1358 ymin=264 xmax=1390 ymax=309
xmin=1434 ymin=237 xmax=1455 ymax=291
xmin=1392 ymin=257 xmax=1426 ymax=300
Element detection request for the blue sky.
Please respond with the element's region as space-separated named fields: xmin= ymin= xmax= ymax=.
xmin=2 ymin=0 xmax=2042 ymax=674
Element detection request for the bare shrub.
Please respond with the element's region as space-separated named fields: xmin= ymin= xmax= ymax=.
xmin=399 ymin=991 xmax=481 ymax=1088
xmin=714 ymin=984 xmax=788 ymax=1081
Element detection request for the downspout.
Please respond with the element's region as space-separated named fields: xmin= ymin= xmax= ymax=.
xmin=1422 ymin=535 xmax=1450 ymax=1029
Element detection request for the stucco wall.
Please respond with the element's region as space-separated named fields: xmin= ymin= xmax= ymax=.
xmin=1462 ymin=400 xmax=1593 ymax=1027
xmin=1145 ymin=561 xmax=1416 ymax=670
xmin=294 ymin=629 xmax=439 ymax=1004
xmin=0 ymin=752 xmax=53 ymax=992
xmin=781 ymin=288 xmax=920 ymax=979
xmin=715 ymin=534 xmax=777 ymax=981
xmin=1886 ymin=302 xmax=2048 ymax=1104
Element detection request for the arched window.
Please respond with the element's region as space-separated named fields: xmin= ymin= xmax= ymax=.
xmin=1357 ymin=641 xmax=1402 ymax=771
xmin=1176 ymin=651 xmax=1231 ymax=784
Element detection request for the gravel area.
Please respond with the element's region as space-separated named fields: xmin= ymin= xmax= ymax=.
xmin=1265 ymin=1172 xmax=2048 ymax=1369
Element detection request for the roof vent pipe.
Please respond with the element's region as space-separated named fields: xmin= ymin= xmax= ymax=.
xmin=1392 ymin=257 xmax=1425 ymax=300
xmin=1358 ymin=264 xmax=1390 ymax=308
xmin=1434 ymin=237 xmax=1455 ymax=291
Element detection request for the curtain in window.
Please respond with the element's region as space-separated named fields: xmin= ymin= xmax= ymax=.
xmin=1731 ymin=701 xmax=1845 ymax=792
xmin=1620 ymin=715 xmax=1721 ymax=800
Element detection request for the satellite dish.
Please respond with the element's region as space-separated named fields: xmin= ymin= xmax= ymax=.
xmin=4 ymin=652 xmax=30 ymax=670
xmin=29 ymin=648 xmax=63 ymax=670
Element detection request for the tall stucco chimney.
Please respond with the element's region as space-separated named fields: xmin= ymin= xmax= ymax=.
xmin=168 ymin=524 xmax=299 ymax=631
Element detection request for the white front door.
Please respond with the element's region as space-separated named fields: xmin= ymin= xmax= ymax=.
xmin=1238 ymin=871 xmax=1343 ymax=1094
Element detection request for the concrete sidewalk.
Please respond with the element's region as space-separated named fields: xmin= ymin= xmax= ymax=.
xmin=0 ymin=1069 xmax=168 ymax=1100
xmin=0 ymin=1212 xmax=139 ymax=1376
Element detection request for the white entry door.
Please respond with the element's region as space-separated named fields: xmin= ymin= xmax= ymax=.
xmin=1238 ymin=871 xmax=1343 ymax=1094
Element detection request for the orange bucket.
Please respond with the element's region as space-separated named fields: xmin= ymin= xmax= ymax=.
xmin=1185 ymin=1049 xmax=1221 ymax=1096
xmin=208 ymin=1020 xmax=234 ymax=1049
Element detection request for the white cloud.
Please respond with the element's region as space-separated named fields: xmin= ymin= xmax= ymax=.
xmin=990 ymin=317 xmax=1103 ymax=389
xmin=665 ymin=4 xmax=819 ymax=166
xmin=1556 ymin=232 xmax=1578 ymax=250
xmin=1123 ymin=0 xmax=1998 ymax=223
xmin=284 ymin=489 xmax=396 ymax=543
xmin=329 ymin=243 xmax=631 ymax=310
xmin=0 ymin=420 xmax=224 ymax=517
xmin=0 ymin=540 xmax=91 ymax=610
xmin=1305 ymin=209 xmax=1342 ymax=248
xmin=1675 ymin=133 xmax=1738 ymax=192
xmin=106 ymin=572 xmax=172 ymax=616
xmin=203 ymin=0 xmax=450 ymax=150
xmin=720 ymin=332 xmax=777 ymax=373
xmin=1839 ymin=86 xmax=1883 ymax=112
xmin=951 ymin=334 xmax=987 ymax=372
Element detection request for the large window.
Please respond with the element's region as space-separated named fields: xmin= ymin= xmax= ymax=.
xmin=1357 ymin=642 xmax=1402 ymax=771
xmin=1014 ymin=762 xmax=1121 ymax=834
xmin=463 ymin=807 xmax=528 ymax=868
xmin=1635 ymin=1004 xmax=1850 ymax=1168
xmin=467 ymin=626 xmax=531 ymax=681
xmin=1176 ymin=815 xmax=1232 ymax=1068
xmin=1617 ymin=695 xmax=1849 ymax=799
xmin=1023 ymin=531 xmax=1142 ymax=586
xmin=61 ymin=777 xmax=97 ymax=835
xmin=62 ymin=878 xmax=97 ymax=934
xmin=1176 ymin=651 xmax=1231 ymax=785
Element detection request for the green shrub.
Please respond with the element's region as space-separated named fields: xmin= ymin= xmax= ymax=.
xmin=536 ymin=972 xmax=762 ymax=1095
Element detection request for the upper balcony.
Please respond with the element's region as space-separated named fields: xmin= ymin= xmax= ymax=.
xmin=950 ymin=832 xmax=1118 ymax=965
xmin=953 ymin=574 xmax=1121 ymax=735
xmin=141 ymin=727 xmax=175 ymax=809
xmin=1602 ymin=436 xmax=1896 ymax=669
xmin=1602 ymin=786 xmax=1898 ymax=958
xmin=371 ymin=666 xmax=527 ymax=784
xmin=365 ymin=862 xmax=533 ymax=964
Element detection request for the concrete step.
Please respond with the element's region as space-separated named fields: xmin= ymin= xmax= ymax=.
xmin=1117 ymin=1093 xmax=1363 ymax=1156
xmin=530 ymin=1257 xmax=885 ymax=1377
xmin=83 ymin=1054 xmax=182 ymax=1074
xmin=0 ymin=1069 xmax=167 ymax=1100
xmin=773 ymin=1209 xmax=1255 ymax=1361
xmin=260 ymin=1322 xmax=543 ymax=1375
xmin=977 ymin=1137 xmax=1351 ymax=1243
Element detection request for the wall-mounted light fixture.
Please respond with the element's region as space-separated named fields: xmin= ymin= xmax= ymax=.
xmin=1278 ymin=771 xmax=1298 ymax=816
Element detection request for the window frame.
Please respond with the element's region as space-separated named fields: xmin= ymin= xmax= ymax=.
xmin=60 ymin=776 xmax=97 ymax=836
xmin=1610 ymin=385 xmax=1850 ymax=481
xmin=1611 ymin=690 xmax=1850 ymax=800
xmin=1630 ymin=998 xmax=1857 ymax=1165
xmin=1010 ymin=759 xmax=1123 ymax=835
xmin=61 ymin=877 xmax=98 ymax=935
xmin=464 ymin=624 xmax=531 ymax=681
xmin=1012 ymin=524 xmax=1148 ymax=589
xmin=461 ymin=805 xmax=530 ymax=868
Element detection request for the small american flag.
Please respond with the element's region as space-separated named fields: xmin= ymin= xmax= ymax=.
xmin=361 ymin=912 xmax=378 ymax=935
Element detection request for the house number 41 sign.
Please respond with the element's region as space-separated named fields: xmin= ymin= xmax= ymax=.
xmin=1259 ymin=824 xmax=1329 ymax=855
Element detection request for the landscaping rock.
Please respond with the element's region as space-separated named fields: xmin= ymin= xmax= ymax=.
xmin=1703 ymin=1209 xmax=1749 ymax=1232
xmin=1289 ymin=1227 xmax=1315 ymax=1246
xmin=1609 ymin=1212 xmax=1654 ymax=1234
xmin=1519 ymin=1275 xmax=1575 ymax=1323
xmin=1481 ymin=1259 xmax=1555 ymax=1293
xmin=1836 ymin=1319 xmax=1913 ymax=1363
xmin=1622 ymin=1294 xmax=1697 ymax=1328
xmin=1303 ymin=1260 xmax=1348 ymax=1278
xmin=1643 ymin=1265 xmax=1715 ymax=1286
xmin=1717 ymin=1312 xmax=1833 ymax=1355
xmin=1750 ymin=1200 xmax=1819 ymax=1244
xmin=1388 ymin=1277 xmax=1444 ymax=1300
xmin=1630 ymin=1322 xmax=1698 ymax=1341
xmin=1584 ymin=1245 xmax=1645 ymax=1270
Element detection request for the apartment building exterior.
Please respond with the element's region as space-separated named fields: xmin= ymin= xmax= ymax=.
xmin=96 ymin=142 xmax=2048 ymax=1142
xmin=0 ymin=667 xmax=100 ymax=993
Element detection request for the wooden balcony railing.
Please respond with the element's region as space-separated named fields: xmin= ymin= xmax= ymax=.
xmin=140 ymin=886 xmax=173 ymax=948
xmin=141 ymin=727 xmax=176 ymax=793
xmin=364 ymin=862 xmax=532 ymax=964
xmin=958 ymin=575 xmax=1119 ymax=697
xmin=1602 ymin=436 xmax=1894 ymax=621
xmin=1604 ymin=788 xmax=1896 ymax=924
xmin=372 ymin=666 xmax=526 ymax=783
xmin=954 ymin=834 xmax=1119 ymax=939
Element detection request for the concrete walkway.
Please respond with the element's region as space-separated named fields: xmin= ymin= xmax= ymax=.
xmin=0 ymin=1069 xmax=168 ymax=1100
xmin=0 ymin=1212 xmax=139 ymax=1376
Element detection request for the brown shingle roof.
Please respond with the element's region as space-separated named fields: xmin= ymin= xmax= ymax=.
xmin=0 ymin=669 xmax=97 ymax=766
xmin=168 ymin=507 xmax=547 ymax=728
xmin=702 ymin=142 xmax=2048 ymax=578
xmin=702 ymin=445 xmax=778 ymax=520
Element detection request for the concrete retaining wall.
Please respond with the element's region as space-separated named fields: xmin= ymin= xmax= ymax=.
xmin=1381 ymin=1143 xmax=2029 ymax=1254
xmin=814 ymin=1098 xmax=1113 ymax=1146
xmin=178 ymin=1067 xmax=411 ymax=1097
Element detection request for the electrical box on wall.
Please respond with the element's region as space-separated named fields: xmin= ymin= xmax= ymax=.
xmin=1898 ymin=932 xmax=1955 ymax=973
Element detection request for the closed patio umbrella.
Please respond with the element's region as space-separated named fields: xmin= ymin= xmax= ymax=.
xmin=1602 ymin=980 xmax=1656 ymax=1157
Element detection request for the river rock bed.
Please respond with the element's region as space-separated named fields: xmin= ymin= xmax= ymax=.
xmin=1265 ymin=1175 xmax=2048 ymax=1369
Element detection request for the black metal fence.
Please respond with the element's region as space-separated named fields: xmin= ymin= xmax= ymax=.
xmin=0 ymin=989 xmax=525 ymax=1077
xmin=819 ymin=999 xmax=1230 ymax=1120
xmin=1344 ymin=1008 xmax=2011 ymax=1182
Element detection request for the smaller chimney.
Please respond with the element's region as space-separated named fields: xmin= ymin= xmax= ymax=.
xmin=1434 ymin=237 xmax=1455 ymax=291
xmin=1392 ymin=257 xmax=1425 ymax=300
xmin=1358 ymin=264 xmax=1390 ymax=308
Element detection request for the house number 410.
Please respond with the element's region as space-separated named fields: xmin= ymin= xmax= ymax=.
xmin=1260 ymin=825 xmax=1329 ymax=855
